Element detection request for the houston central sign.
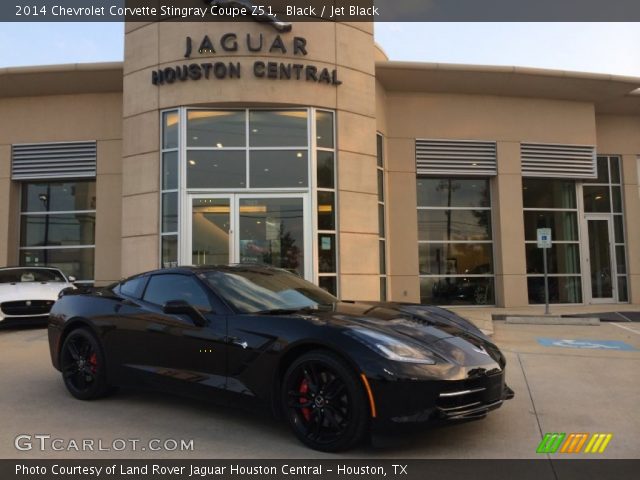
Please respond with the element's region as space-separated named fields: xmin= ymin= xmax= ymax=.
xmin=151 ymin=32 xmax=342 ymax=87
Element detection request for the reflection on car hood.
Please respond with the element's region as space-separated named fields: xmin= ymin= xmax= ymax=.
xmin=0 ymin=282 xmax=70 ymax=302
xmin=296 ymin=301 xmax=502 ymax=366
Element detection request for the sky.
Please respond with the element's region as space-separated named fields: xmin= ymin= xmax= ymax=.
xmin=1 ymin=22 xmax=639 ymax=77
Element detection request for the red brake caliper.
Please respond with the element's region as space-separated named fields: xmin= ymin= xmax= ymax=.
xmin=299 ymin=379 xmax=312 ymax=421
xmin=88 ymin=352 xmax=98 ymax=374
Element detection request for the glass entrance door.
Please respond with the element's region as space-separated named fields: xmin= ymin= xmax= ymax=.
xmin=585 ymin=216 xmax=615 ymax=302
xmin=188 ymin=194 xmax=309 ymax=278
xmin=191 ymin=197 xmax=231 ymax=266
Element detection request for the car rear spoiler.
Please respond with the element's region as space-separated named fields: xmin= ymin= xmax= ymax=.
xmin=58 ymin=284 xmax=98 ymax=298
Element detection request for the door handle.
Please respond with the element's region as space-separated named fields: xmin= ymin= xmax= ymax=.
xmin=226 ymin=336 xmax=248 ymax=349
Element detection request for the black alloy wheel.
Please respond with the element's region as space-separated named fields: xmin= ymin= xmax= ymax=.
xmin=282 ymin=350 xmax=369 ymax=452
xmin=60 ymin=328 xmax=111 ymax=400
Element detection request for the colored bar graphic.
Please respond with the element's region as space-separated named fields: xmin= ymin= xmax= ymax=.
xmin=584 ymin=433 xmax=613 ymax=453
xmin=536 ymin=433 xmax=566 ymax=453
xmin=560 ymin=433 xmax=588 ymax=453
xmin=573 ymin=433 xmax=589 ymax=453
xmin=539 ymin=433 xmax=613 ymax=454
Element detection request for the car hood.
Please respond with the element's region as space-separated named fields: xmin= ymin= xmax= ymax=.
xmin=0 ymin=282 xmax=70 ymax=302
xmin=302 ymin=301 xmax=503 ymax=367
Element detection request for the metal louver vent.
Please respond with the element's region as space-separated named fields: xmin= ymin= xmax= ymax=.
xmin=521 ymin=143 xmax=596 ymax=179
xmin=416 ymin=139 xmax=497 ymax=176
xmin=11 ymin=141 xmax=97 ymax=180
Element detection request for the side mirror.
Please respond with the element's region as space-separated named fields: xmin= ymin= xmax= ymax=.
xmin=68 ymin=276 xmax=77 ymax=283
xmin=162 ymin=299 xmax=207 ymax=327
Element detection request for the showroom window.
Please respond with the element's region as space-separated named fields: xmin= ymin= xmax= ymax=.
xmin=523 ymin=178 xmax=582 ymax=303
xmin=185 ymin=109 xmax=309 ymax=189
xmin=417 ymin=178 xmax=495 ymax=305
xmin=19 ymin=181 xmax=96 ymax=282
xmin=377 ymin=134 xmax=387 ymax=301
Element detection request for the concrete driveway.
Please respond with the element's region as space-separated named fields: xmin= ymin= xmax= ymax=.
xmin=0 ymin=321 xmax=638 ymax=459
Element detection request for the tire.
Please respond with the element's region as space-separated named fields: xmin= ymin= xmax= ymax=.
xmin=281 ymin=350 xmax=369 ymax=452
xmin=60 ymin=328 xmax=112 ymax=400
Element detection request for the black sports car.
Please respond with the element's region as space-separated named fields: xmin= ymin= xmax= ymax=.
xmin=48 ymin=265 xmax=513 ymax=451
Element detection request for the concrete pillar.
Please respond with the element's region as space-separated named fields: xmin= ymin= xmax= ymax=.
xmin=0 ymin=145 xmax=11 ymax=266
xmin=94 ymin=140 xmax=123 ymax=285
xmin=493 ymin=142 xmax=529 ymax=307
xmin=0 ymin=145 xmax=19 ymax=267
xmin=385 ymin=138 xmax=420 ymax=303
xmin=335 ymin=24 xmax=379 ymax=301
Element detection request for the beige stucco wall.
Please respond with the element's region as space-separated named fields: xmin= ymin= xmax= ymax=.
xmin=381 ymin=93 xmax=597 ymax=306
xmin=123 ymin=21 xmax=380 ymax=299
xmin=596 ymin=114 xmax=640 ymax=303
xmin=0 ymin=93 xmax=123 ymax=283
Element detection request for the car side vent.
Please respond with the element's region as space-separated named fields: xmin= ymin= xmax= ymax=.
xmin=521 ymin=143 xmax=596 ymax=179
xmin=11 ymin=141 xmax=97 ymax=180
xmin=416 ymin=139 xmax=497 ymax=176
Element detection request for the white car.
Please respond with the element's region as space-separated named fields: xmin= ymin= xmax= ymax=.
xmin=0 ymin=267 xmax=75 ymax=326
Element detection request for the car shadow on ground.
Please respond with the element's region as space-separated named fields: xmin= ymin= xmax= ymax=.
xmin=93 ymin=386 xmax=471 ymax=456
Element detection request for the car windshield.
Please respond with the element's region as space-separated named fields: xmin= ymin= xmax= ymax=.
xmin=0 ymin=268 xmax=66 ymax=284
xmin=201 ymin=268 xmax=337 ymax=314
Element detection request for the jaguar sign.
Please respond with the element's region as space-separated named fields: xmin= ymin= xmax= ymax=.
xmin=151 ymin=29 xmax=342 ymax=86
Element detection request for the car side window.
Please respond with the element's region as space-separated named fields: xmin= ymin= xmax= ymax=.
xmin=143 ymin=274 xmax=211 ymax=310
xmin=118 ymin=276 xmax=147 ymax=299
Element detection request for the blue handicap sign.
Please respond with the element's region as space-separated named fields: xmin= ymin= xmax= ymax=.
xmin=537 ymin=338 xmax=638 ymax=351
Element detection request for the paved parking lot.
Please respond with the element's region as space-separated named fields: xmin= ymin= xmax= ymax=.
xmin=0 ymin=321 xmax=638 ymax=459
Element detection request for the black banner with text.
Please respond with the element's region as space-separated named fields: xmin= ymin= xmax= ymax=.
xmin=3 ymin=460 xmax=640 ymax=480
xmin=2 ymin=0 xmax=640 ymax=22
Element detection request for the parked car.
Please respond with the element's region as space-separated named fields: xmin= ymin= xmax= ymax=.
xmin=48 ymin=265 xmax=513 ymax=452
xmin=0 ymin=267 xmax=75 ymax=327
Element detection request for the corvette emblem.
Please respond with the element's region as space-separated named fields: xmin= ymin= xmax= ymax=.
xmin=26 ymin=300 xmax=31 ymax=306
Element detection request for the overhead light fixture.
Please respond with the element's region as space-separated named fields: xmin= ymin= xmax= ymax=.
xmin=194 ymin=206 xmax=230 ymax=214
xmin=296 ymin=152 xmax=303 ymax=158
xmin=216 ymin=143 xmax=223 ymax=148
xmin=188 ymin=159 xmax=196 ymax=165
xmin=240 ymin=205 xmax=267 ymax=213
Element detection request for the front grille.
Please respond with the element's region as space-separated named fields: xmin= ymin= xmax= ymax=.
xmin=436 ymin=370 xmax=505 ymax=418
xmin=1 ymin=300 xmax=54 ymax=316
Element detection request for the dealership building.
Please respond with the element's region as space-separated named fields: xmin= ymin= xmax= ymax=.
xmin=1 ymin=20 xmax=640 ymax=308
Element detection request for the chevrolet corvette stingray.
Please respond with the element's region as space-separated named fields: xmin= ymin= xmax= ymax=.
xmin=48 ymin=265 xmax=513 ymax=451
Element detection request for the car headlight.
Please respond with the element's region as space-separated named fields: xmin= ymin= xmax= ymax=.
xmin=347 ymin=328 xmax=437 ymax=365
